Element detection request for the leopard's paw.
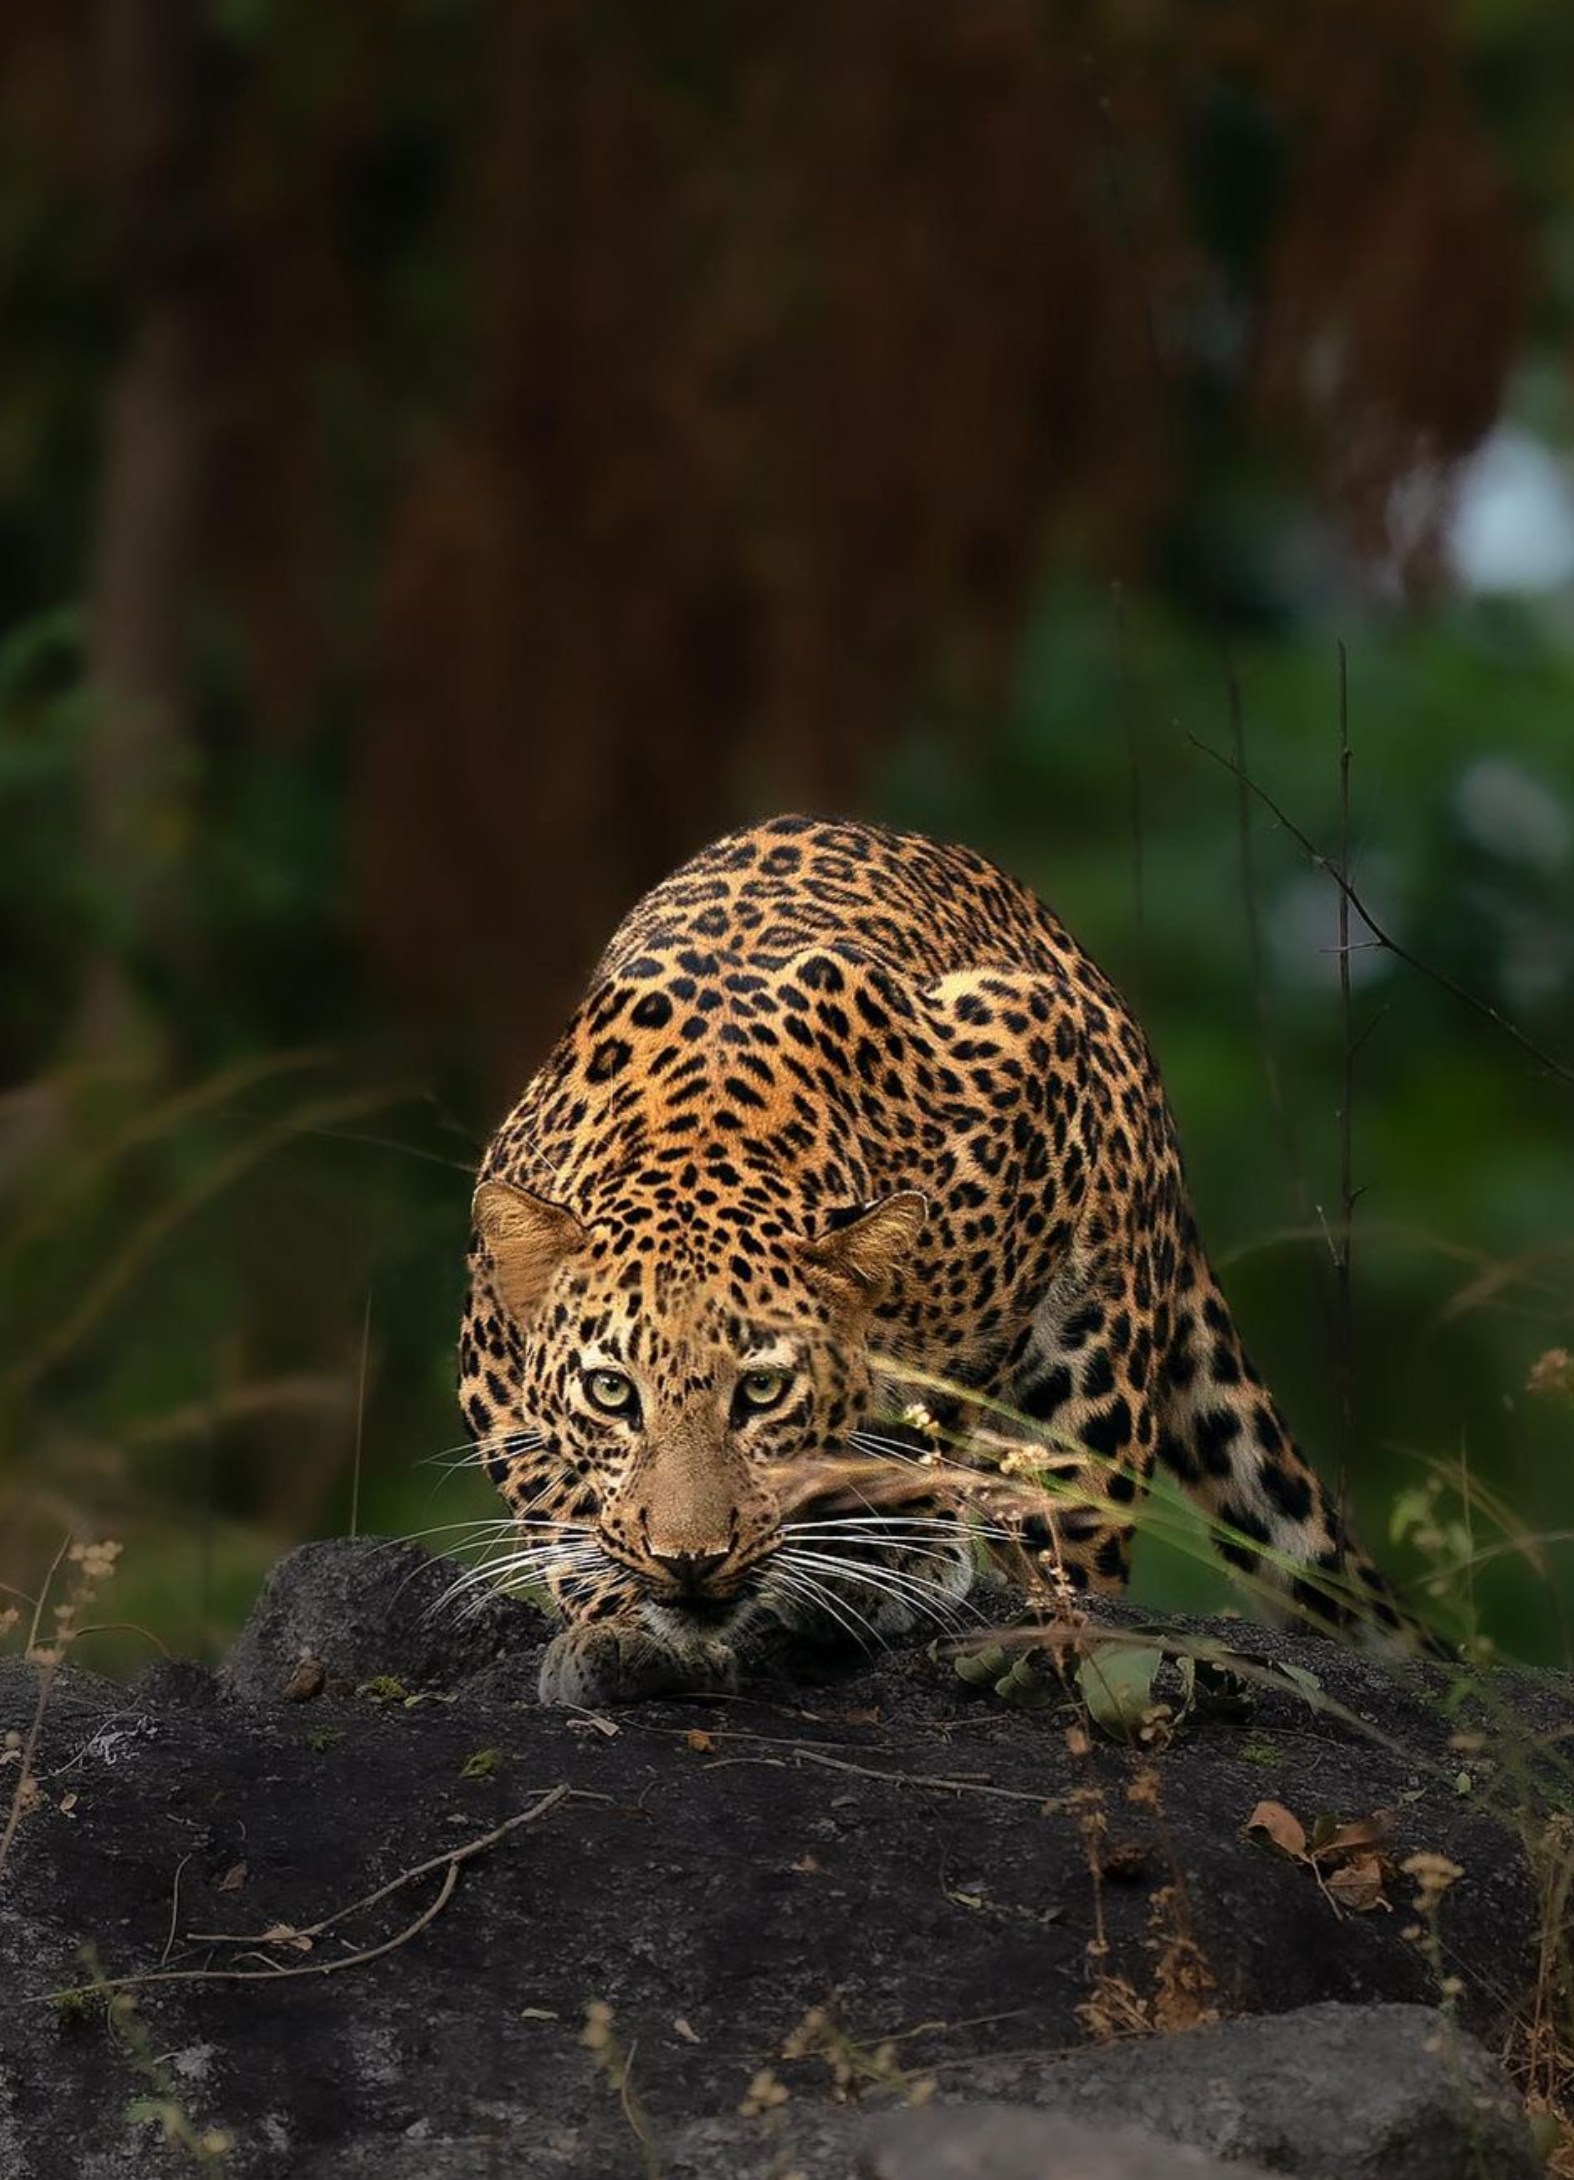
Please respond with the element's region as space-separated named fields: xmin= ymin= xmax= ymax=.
xmin=537 ymin=1624 xmax=739 ymax=1707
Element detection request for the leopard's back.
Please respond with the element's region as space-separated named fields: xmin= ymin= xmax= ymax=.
xmin=599 ymin=813 xmax=1079 ymax=987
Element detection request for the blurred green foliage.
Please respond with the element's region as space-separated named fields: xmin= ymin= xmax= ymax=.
xmin=0 ymin=0 xmax=1570 ymax=1673
xmin=3 ymin=571 xmax=1570 ymax=1670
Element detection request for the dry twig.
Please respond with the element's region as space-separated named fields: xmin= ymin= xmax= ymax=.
xmin=31 ymin=1782 xmax=570 ymax=2003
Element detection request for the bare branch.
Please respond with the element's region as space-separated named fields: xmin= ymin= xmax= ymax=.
xmin=1113 ymin=584 xmax=1147 ymax=1009
xmin=1226 ymin=664 xmax=1331 ymax=1351
xmin=1191 ymin=736 xmax=1574 ymax=1094
xmin=1333 ymin=643 xmax=1356 ymax=1512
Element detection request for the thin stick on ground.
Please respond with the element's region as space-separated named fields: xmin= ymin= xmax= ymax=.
xmin=789 ymin=1746 xmax=1070 ymax=1811
xmin=160 ymin=1853 xmax=193 ymax=1967
xmin=31 ymin=1783 xmax=571 ymax=2002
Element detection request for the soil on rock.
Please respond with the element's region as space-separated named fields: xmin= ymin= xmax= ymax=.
xmin=0 ymin=1540 xmax=1557 ymax=2180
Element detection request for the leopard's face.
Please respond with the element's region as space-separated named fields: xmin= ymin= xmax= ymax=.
xmin=464 ymin=1178 xmax=931 ymax=1643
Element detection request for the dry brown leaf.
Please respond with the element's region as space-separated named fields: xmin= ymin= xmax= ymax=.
xmin=1324 ymin=1855 xmax=1391 ymax=1914
xmin=1245 ymin=1800 xmax=1309 ymax=1860
xmin=218 ymin=1861 xmax=249 ymax=1893
xmin=1317 ymin=1812 xmax=1396 ymax=1860
xmin=684 ymin=1729 xmax=715 ymax=1753
xmin=673 ymin=2016 xmax=701 ymax=2044
xmin=257 ymin=1922 xmax=312 ymax=1952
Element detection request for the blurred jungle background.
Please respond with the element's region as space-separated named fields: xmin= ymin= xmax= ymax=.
xmin=1 ymin=0 xmax=1570 ymax=1672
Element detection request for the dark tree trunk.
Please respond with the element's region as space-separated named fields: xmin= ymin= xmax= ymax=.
xmin=76 ymin=0 xmax=215 ymax=1065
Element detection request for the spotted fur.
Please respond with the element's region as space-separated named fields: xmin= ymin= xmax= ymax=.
xmin=459 ymin=816 xmax=1409 ymax=1703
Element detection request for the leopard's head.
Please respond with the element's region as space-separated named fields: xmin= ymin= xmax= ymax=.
xmin=468 ymin=1175 xmax=927 ymax=1639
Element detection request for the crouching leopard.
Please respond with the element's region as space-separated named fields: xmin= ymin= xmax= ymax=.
xmin=459 ymin=815 xmax=1413 ymax=1705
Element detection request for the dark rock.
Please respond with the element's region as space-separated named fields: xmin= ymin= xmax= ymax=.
xmin=954 ymin=2002 xmax=1542 ymax=2179
xmin=0 ymin=1540 xmax=1557 ymax=2179
xmin=134 ymin=1657 xmax=221 ymax=1708
xmin=864 ymin=2106 xmax=1278 ymax=2179
xmin=0 ymin=1654 xmax=129 ymax=1724
xmin=219 ymin=1537 xmax=548 ymax=1702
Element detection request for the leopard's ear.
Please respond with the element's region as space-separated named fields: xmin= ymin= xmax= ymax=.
xmin=804 ymin=1192 xmax=926 ymax=1305
xmin=473 ymin=1180 xmax=586 ymax=1323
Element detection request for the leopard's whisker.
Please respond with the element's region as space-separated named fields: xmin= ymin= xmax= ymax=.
xmin=466 ymin=1541 xmax=602 ymax=1586
xmin=785 ymin=1516 xmax=1015 ymax=1544
xmin=442 ymin=1568 xmax=586 ymax=1625
xmin=393 ymin=1518 xmax=522 ymax=1549
xmin=784 ymin=1521 xmax=1023 ymax=1570
xmin=784 ymin=1541 xmax=972 ymax=1606
xmin=779 ymin=1558 xmax=955 ymax=1645
xmin=456 ymin=1541 xmax=599 ymax=1591
xmin=781 ymin=1527 xmax=974 ymax=1572
xmin=784 ymin=1513 xmax=969 ymax=1527
xmin=777 ymin=1546 xmax=980 ymax=1635
xmin=429 ymin=1522 xmax=597 ymax=1575
xmin=782 ymin=1544 xmax=980 ymax=1625
xmin=416 ymin=1429 xmax=545 ymax=1473
xmin=454 ymin=1561 xmax=599 ymax=1624
xmin=434 ymin=1539 xmax=602 ymax=1612
xmin=765 ymin=1562 xmax=886 ymax=1655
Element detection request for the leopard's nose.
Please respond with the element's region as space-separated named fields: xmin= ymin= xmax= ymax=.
xmin=649 ymin=1543 xmax=730 ymax=1593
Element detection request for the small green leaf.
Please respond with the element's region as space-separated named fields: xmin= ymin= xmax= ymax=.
xmin=952 ymin=1643 xmax=1009 ymax=1687
xmin=993 ymin=1656 xmax=1055 ymax=1710
xmin=460 ymin=1746 xmax=503 ymax=1779
xmin=1076 ymin=1646 xmax=1162 ymax=1738
xmin=360 ymin=1674 xmax=410 ymax=1703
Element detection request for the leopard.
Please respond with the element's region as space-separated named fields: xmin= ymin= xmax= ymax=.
xmin=457 ymin=813 xmax=1415 ymax=1706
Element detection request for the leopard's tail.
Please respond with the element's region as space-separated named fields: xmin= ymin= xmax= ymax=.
xmin=1154 ymin=1251 xmax=1444 ymax=1655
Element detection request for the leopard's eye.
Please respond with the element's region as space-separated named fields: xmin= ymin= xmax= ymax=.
xmin=737 ymin=1368 xmax=789 ymax=1413
xmin=584 ymin=1368 xmax=636 ymax=1415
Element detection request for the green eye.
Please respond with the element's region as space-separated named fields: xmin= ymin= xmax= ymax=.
xmin=738 ymin=1368 xmax=789 ymax=1412
xmin=585 ymin=1368 xmax=635 ymax=1414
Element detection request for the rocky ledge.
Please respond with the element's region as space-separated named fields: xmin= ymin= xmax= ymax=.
xmin=0 ymin=1539 xmax=1563 ymax=2179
